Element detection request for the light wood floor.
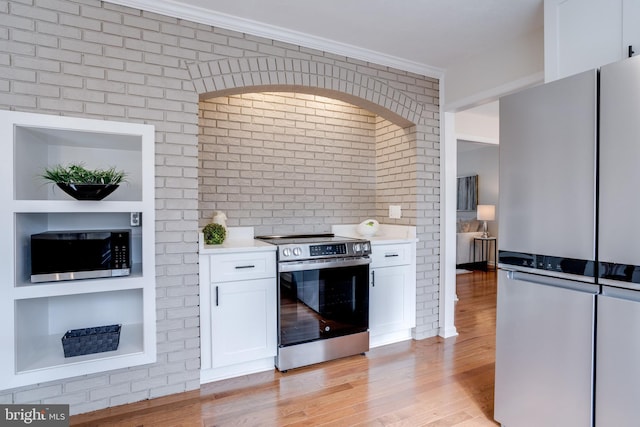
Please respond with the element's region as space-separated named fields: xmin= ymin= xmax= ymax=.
xmin=71 ymin=270 xmax=498 ymax=426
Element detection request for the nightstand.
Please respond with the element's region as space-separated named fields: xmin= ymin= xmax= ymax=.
xmin=473 ymin=236 xmax=497 ymax=271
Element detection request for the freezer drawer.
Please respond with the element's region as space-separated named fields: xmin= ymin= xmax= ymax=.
xmin=595 ymin=287 xmax=640 ymax=426
xmin=494 ymin=270 xmax=596 ymax=427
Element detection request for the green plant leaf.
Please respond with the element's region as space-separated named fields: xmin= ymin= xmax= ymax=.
xmin=41 ymin=163 xmax=127 ymax=185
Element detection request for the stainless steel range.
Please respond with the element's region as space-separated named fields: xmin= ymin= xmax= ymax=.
xmin=255 ymin=233 xmax=371 ymax=371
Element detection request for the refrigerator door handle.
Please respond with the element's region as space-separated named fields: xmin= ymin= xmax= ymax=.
xmin=509 ymin=270 xmax=598 ymax=294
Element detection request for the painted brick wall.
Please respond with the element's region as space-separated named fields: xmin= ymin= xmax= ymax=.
xmin=199 ymin=92 xmax=378 ymax=234
xmin=0 ymin=0 xmax=440 ymax=414
xmin=415 ymin=123 xmax=442 ymax=337
xmin=375 ymin=117 xmax=417 ymax=225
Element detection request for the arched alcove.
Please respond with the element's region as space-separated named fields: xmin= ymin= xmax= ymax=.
xmin=191 ymin=56 xmax=440 ymax=340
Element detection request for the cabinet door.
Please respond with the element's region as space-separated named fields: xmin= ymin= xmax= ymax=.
xmin=623 ymin=0 xmax=640 ymax=58
xmin=369 ymin=266 xmax=411 ymax=336
xmin=545 ymin=0 xmax=623 ymax=81
xmin=211 ymin=278 xmax=276 ymax=368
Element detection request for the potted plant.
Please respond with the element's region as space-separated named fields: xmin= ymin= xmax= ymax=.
xmin=202 ymin=223 xmax=226 ymax=245
xmin=41 ymin=163 xmax=127 ymax=200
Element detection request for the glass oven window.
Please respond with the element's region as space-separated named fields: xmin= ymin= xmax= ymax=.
xmin=279 ymin=264 xmax=369 ymax=347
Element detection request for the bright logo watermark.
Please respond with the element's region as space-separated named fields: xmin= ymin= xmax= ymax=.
xmin=1 ymin=405 xmax=69 ymax=426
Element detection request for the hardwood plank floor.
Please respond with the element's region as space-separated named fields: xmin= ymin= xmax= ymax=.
xmin=71 ymin=270 xmax=498 ymax=426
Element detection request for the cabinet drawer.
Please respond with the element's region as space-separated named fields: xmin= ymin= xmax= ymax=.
xmin=371 ymin=244 xmax=412 ymax=267
xmin=211 ymin=251 xmax=276 ymax=283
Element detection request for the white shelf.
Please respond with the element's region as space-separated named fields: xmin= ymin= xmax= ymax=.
xmin=11 ymin=200 xmax=147 ymax=213
xmin=0 ymin=110 xmax=156 ymax=391
xmin=12 ymin=116 xmax=146 ymax=202
xmin=13 ymin=264 xmax=144 ymax=298
xmin=16 ymin=323 xmax=144 ymax=374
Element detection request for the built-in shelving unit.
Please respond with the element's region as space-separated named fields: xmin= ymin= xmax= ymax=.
xmin=0 ymin=111 xmax=156 ymax=390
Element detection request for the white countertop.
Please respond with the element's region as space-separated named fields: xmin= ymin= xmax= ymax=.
xmin=198 ymin=227 xmax=276 ymax=254
xmin=332 ymin=224 xmax=418 ymax=245
xmin=199 ymin=224 xmax=418 ymax=255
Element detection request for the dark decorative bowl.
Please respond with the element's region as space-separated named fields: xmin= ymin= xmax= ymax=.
xmin=56 ymin=183 xmax=119 ymax=201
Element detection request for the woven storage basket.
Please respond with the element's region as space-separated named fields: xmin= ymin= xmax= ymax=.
xmin=61 ymin=324 xmax=121 ymax=357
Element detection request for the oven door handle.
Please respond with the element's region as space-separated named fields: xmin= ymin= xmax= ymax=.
xmin=278 ymin=256 xmax=371 ymax=272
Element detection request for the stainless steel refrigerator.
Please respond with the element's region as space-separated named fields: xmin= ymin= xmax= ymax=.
xmin=495 ymin=69 xmax=599 ymax=426
xmin=496 ymin=55 xmax=640 ymax=426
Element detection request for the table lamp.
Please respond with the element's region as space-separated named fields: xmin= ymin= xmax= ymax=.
xmin=477 ymin=204 xmax=495 ymax=238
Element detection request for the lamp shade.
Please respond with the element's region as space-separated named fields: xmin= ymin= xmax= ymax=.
xmin=477 ymin=204 xmax=496 ymax=221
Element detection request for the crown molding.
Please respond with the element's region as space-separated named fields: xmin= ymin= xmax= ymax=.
xmin=104 ymin=0 xmax=444 ymax=78
xmin=456 ymin=135 xmax=499 ymax=145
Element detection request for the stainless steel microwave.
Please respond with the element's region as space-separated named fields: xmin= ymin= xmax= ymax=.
xmin=30 ymin=230 xmax=131 ymax=283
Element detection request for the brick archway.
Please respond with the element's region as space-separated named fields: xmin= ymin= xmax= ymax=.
xmin=187 ymin=57 xmax=424 ymax=127
xmin=191 ymin=55 xmax=438 ymax=342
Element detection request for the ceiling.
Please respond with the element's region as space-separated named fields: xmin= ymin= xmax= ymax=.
xmin=110 ymin=0 xmax=544 ymax=75
xmin=110 ymin=0 xmax=540 ymax=133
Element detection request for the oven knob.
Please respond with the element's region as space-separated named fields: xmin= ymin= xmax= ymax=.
xmin=282 ymin=248 xmax=291 ymax=257
xmin=293 ymin=247 xmax=302 ymax=256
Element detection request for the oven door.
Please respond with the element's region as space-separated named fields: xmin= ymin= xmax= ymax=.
xmin=278 ymin=257 xmax=370 ymax=347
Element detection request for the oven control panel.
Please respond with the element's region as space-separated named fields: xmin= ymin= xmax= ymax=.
xmin=310 ymin=244 xmax=347 ymax=256
xmin=279 ymin=241 xmax=371 ymax=260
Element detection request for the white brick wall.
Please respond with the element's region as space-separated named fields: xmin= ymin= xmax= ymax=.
xmin=414 ymin=124 xmax=442 ymax=337
xmin=199 ymin=92 xmax=378 ymax=234
xmin=375 ymin=117 xmax=417 ymax=225
xmin=0 ymin=0 xmax=440 ymax=414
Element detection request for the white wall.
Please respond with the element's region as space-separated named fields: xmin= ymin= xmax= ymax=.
xmin=455 ymin=102 xmax=499 ymax=144
xmin=457 ymin=142 xmax=499 ymax=239
xmin=445 ymin=29 xmax=544 ymax=110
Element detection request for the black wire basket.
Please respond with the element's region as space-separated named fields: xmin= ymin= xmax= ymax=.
xmin=61 ymin=324 xmax=122 ymax=358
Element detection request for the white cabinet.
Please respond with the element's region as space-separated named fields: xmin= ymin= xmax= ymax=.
xmin=200 ymin=247 xmax=277 ymax=383
xmin=210 ymin=278 xmax=276 ymax=368
xmin=544 ymin=0 xmax=640 ymax=81
xmin=0 ymin=111 xmax=156 ymax=390
xmin=623 ymin=0 xmax=640 ymax=59
xmin=369 ymin=242 xmax=416 ymax=348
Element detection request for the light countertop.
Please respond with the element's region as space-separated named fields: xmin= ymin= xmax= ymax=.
xmin=332 ymin=224 xmax=418 ymax=245
xmin=198 ymin=227 xmax=276 ymax=254
xmin=199 ymin=224 xmax=418 ymax=255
